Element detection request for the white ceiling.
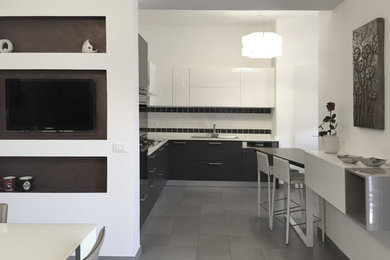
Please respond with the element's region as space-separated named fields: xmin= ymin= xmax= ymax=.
xmin=139 ymin=10 xmax=319 ymax=26
xmin=138 ymin=0 xmax=343 ymax=11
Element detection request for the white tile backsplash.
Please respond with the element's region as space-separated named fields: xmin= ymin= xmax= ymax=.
xmin=148 ymin=112 xmax=272 ymax=130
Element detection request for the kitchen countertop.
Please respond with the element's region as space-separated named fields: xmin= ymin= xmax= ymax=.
xmin=147 ymin=136 xmax=278 ymax=156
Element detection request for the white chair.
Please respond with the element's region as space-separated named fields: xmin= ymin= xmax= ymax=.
xmin=271 ymin=157 xmax=305 ymax=244
xmin=256 ymin=152 xmax=300 ymax=230
xmin=83 ymin=226 xmax=105 ymax=260
xmin=0 ymin=203 xmax=8 ymax=223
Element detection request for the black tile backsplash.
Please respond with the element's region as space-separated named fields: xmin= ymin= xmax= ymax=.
xmin=147 ymin=106 xmax=272 ymax=114
xmin=147 ymin=128 xmax=271 ymax=135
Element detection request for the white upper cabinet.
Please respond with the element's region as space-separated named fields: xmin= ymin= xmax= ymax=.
xmin=172 ymin=66 xmax=190 ymax=106
xmin=190 ymin=67 xmax=241 ymax=88
xmin=148 ymin=62 xmax=157 ymax=105
xmin=240 ymin=68 xmax=275 ymax=108
xmin=190 ymin=87 xmax=240 ymax=107
xmin=149 ymin=64 xmax=172 ymax=106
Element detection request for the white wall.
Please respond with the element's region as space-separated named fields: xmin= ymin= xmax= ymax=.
xmin=0 ymin=0 xmax=140 ymax=257
xmin=319 ymin=0 xmax=390 ymax=259
xmin=140 ymin=20 xmax=275 ymax=139
xmin=275 ymin=16 xmax=319 ymax=149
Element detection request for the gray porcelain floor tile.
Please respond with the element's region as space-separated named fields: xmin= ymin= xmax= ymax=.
xmin=201 ymin=203 xmax=225 ymax=216
xmin=139 ymin=246 xmax=197 ymax=260
xmin=168 ymin=230 xmax=199 ymax=247
xmin=199 ymin=235 xmax=229 ymax=249
xmin=261 ymin=248 xmax=341 ymax=260
xmin=200 ymin=222 xmax=228 ymax=236
xmin=228 ymin=236 xmax=262 ymax=249
xmin=142 ymin=217 xmax=175 ymax=235
xmin=140 ymin=234 xmax=170 ymax=248
xmin=198 ymin=246 xmax=232 ymax=260
xmin=230 ymin=247 xmax=265 ymax=260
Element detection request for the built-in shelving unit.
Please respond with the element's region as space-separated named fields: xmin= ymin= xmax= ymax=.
xmin=0 ymin=17 xmax=106 ymax=53
xmin=0 ymin=16 xmax=108 ymax=192
xmin=0 ymin=156 xmax=107 ymax=192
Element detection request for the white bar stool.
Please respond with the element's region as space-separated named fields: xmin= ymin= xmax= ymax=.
xmin=256 ymin=151 xmax=300 ymax=230
xmin=271 ymin=156 xmax=305 ymax=244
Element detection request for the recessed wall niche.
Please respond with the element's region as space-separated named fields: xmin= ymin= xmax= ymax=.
xmin=0 ymin=17 xmax=106 ymax=53
xmin=0 ymin=70 xmax=107 ymax=139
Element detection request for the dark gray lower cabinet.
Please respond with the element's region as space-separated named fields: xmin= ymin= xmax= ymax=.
xmin=188 ymin=160 xmax=241 ymax=181
xmin=169 ymin=140 xmax=242 ymax=181
xmin=140 ymin=143 xmax=169 ymax=227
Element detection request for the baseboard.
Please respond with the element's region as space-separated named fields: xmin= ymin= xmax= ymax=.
xmin=317 ymin=227 xmax=350 ymax=260
xmin=166 ymin=180 xmax=259 ymax=187
xmin=67 ymin=246 xmax=141 ymax=260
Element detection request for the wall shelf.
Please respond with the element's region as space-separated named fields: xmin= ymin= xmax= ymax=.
xmin=0 ymin=156 xmax=107 ymax=192
xmin=0 ymin=16 xmax=106 ymax=53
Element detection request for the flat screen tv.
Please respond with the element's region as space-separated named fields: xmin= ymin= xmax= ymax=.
xmin=5 ymin=79 xmax=96 ymax=131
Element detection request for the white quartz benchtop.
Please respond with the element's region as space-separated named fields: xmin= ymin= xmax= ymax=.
xmin=306 ymin=151 xmax=390 ymax=178
xmin=147 ymin=137 xmax=277 ymax=156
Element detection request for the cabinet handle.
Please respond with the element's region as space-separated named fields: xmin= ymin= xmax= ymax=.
xmin=149 ymin=168 xmax=157 ymax=174
xmin=173 ymin=141 xmax=187 ymax=145
xmin=149 ymin=181 xmax=155 ymax=188
xmin=208 ymin=162 xmax=223 ymax=166
xmin=149 ymin=154 xmax=157 ymax=159
xmin=140 ymin=193 xmax=149 ymax=202
xmin=208 ymin=142 xmax=222 ymax=145
xmin=157 ymin=170 xmax=164 ymax=176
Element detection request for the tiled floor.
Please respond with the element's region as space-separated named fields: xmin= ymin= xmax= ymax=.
xmin=140 ymin=185 xmax=345 ymax=260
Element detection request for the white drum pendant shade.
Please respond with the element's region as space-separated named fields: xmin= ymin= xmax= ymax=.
xmin=242 ymin=32 xmax=282 ymax=59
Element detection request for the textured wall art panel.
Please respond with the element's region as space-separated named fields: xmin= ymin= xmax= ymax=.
xmin=353 ymin=18 xmax=385 ymax=129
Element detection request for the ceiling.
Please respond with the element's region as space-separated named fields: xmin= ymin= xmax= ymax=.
xmin=139 ymin=0 xmax=343 ymax=11
xmin=139 ymin=10 xmax=319 ymax=26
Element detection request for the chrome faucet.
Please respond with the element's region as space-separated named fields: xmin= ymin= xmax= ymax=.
xmin=212 ymin=124 xmax=218 ymax=138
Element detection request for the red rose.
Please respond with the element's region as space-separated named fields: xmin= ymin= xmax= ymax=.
xmin=326 ymin=102 xmax=335 ymax=111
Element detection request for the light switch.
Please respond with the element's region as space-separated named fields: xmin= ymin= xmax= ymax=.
xmin=113 ymin=143 xmax=128 ymax=153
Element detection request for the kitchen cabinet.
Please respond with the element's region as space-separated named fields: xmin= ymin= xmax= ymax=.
xmin=169 ymin=140 xmax=242 ymax=181
xmin=189 ymin=67 xmax=241 ymax=107
xmin=172 ymin=66 xmax=190 ymax=106
xmin=140 ymin=143 xmax=170 ymax=227
xmin=169 ymin=141 xmax=191 ymax=180
xmin=149 ymin=65 xmax=172 ymax=106
xmin=148 ymin=62 xmax=157 ymax=105
xmin=138 ymin=34 xmax=149 ymax=93
xmin=190 ymin=87 xmax=240 ymax=107
xmin=241 ymin=68 xmax=275 ymax=108
xmin=190 ymin=67 xmax=241 ymax=88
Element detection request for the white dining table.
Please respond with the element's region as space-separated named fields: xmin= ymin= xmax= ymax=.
xmin=0 ymin=223 xmax=96 ymax=260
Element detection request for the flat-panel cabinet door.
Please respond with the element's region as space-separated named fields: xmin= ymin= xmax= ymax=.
xmin=149 ymin=62 xmax=157 ymax=105
xmin=153 ymin=65 xmax=172 ymax=106
xmin=190 ymin=67 xmax=241 ymax=88
xmin=240 ymin=68 xmax=275 ymax=107
xmin=172 ymin=66 xmax=190 ymax=106
xmin=190 ymin=87 xmax=240 ymax=107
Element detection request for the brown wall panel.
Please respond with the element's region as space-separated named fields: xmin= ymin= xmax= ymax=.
xmin=0 ymin=157 xmax=107 ymax=192
xmin=0 ymin=17 xmax=106 ymax=53
xmin=0 ymin=70 xmax=107 ymax=139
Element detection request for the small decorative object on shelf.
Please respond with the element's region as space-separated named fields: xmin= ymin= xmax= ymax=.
xmin=82 ymin=39 xmax=98 ymax=53
xmin=0 ymin=39 xmax=14 ymax=53
xmin=16 ymin=176 xmax=34 ymax=192
xmin=360 ymin=157 xmax=387 ymax=167
xmin=0 ymin=176 xmax=16 ymax=192
xmin=319 ymin=102 xmax=339 ymax=154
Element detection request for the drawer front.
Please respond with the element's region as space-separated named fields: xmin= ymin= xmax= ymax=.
xmin=188 ymin=160 xmax=242 ymax=181
xmin=190 ymin=141 xmax=242 ymax=160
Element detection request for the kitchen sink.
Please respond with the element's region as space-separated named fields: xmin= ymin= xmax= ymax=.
xmin=191 ymin=135 xmax=238 ymax=139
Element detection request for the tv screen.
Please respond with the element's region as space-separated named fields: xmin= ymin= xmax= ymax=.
xmin=6 ymin=79 xmax=96 ymax=131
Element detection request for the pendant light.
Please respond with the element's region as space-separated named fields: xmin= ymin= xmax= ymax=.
xmin=241 ymin=14 xmax=282 ymax=59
